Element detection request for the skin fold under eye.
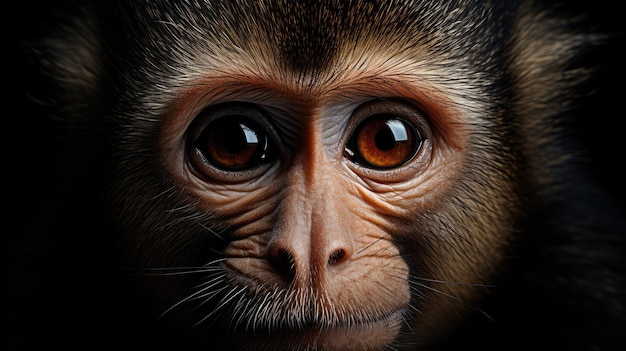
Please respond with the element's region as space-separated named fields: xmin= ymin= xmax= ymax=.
xmin=345 ymin=114 xmax=424 ymax=169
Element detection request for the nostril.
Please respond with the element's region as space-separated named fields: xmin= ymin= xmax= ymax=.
xmin=328 ymin=248 xmax=346 ymax=266
xmin=271 ymin=248 xmax=296 ymax=282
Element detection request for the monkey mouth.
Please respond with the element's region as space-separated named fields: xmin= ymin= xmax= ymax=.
xmin=203 ymin=265 xmax=411 ymax=349
xmin=229 ymin=309 xmax=405 ymax=350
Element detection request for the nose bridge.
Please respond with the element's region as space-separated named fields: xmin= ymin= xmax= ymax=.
xmin=289 ymin=152 xmax=343 ymax=254
xmin=268 ymin=144 xmax=353 ymax=287
xmin=308 ymin=163 xmax=343 ymax=253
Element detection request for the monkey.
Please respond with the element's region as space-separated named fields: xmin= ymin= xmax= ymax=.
xmin=7 ymin=0 xmax=626 ymax=350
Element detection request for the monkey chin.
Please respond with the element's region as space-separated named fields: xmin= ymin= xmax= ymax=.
xmin=230 ymin=311 xmax=405 ymax=351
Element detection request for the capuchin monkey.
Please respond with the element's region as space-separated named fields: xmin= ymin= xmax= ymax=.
xmin=8 ymin=0 xmax=626 ymax=350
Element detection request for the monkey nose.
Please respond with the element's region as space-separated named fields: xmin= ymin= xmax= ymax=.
xmin=267 ymin=159 xmax=356 ymax=287
xmin=267 ymin=231 xmax=353 ymax=287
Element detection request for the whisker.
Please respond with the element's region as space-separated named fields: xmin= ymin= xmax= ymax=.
xmin=160 ymin=272 xmax=228 ymax=318
xmin=196 ymin=221 xmax=229 ymax=242
xmin=416 ymin=276 xmax=498 ymax=288
xmin=116 ymin=258 xmax=227 ymax=276
xmin=195 ymin=285 xmax=248 ymax=326
xmin=189 ymin=275 xmax=229 ymax=300
xmin=357 ymin=233 xmax=391 ymax=255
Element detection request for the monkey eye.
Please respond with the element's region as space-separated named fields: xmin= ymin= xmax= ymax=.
xmin=195 ymin=116 xmax=275 ymax=170
xmin=345 ymin=114 xmax=423 ymax=169
xmin=189 ymin=103 xmax=279 ymax=173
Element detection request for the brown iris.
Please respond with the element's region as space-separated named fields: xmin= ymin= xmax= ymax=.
xmin=347 ymin=115 xmax=422 ymax=169
xmin=195 ymin=116 xmax=274 ymax=171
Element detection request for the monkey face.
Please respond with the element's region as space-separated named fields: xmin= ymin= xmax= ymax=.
xmin=109 ymin=6 xmax=517 ymax=347
xmin=161 ymin=93 xmax=449 ymax=348
xmin=42 ymin=0 xmax=558 ymax=350
xmin=155 ymin=88 xmax=482 ymax=349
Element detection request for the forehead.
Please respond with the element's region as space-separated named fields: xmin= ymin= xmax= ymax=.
xmin=105 ymin=0 xmax=506 ymax=87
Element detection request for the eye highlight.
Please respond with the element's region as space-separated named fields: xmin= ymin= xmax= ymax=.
xmin=345 ymin=114 xmax=424 ymax=169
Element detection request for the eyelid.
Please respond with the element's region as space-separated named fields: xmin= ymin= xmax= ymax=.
xmin=188 ymin=102 xmax=279 ymax=143
xmin=356 ymin=98 xmax=430 ymax=126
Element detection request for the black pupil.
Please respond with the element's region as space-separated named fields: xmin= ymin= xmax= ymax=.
xmin=375 ymin=128 xmax=396 ymax=151
xmin=223 ymin=121 xmax=259 ymax=154
xmin=376 ymin=119 xmax=411 ymax=151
